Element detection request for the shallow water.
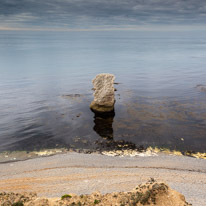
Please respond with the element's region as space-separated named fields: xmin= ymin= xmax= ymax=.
xmin=0 ymin=30 xmax=206 ymax=157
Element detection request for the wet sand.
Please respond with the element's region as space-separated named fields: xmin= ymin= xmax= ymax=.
xmin=0 ymin=152 xmax=206 ymax=206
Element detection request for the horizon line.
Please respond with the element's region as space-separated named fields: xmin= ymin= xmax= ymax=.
xmin=0 ymin=25 xmax=206 ymax=32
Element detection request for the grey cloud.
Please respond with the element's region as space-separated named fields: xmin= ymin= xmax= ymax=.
xmin=0 ymin=0 xmax=206 ymax=29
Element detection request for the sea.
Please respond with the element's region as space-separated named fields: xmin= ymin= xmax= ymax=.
xmin=0 ymin=30 xmax=206 ymax=160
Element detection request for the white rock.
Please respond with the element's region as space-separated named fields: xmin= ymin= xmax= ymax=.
xmin=90 ymin=73 xmax=115 ymax=113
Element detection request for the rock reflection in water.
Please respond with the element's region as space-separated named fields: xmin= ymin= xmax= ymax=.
xmin=92 ymin=111 xmax=143 ymax=152
xmin=93 ymin=111 xmax=115 ymax=139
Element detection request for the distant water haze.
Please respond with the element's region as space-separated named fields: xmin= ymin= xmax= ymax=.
xmin=0 ymin=30 xmax=206 ymax=153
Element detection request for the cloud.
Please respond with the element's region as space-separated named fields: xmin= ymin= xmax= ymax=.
xmin=0 ymin=0 xmax=206 ymax=30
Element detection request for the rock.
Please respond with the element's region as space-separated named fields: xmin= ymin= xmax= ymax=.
xmin=90 ymin=73 xmax=115 ymax=113
xmin=62 ymin=94 xmax=82 ymax=98
xmin=195 ymin=84 xmax=206 ymax=92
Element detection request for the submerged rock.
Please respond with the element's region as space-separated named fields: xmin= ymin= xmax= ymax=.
xmin=195 ymin=84 xmax=206 ymax=92
xmin=90 ymin=73 xmax=115 ymax=113
xmin=61 ymin=94 xmax=82 ymax=99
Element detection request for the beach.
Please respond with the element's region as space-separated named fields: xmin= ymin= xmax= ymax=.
xmin=0 ymin=152 xmax=206 ymax=205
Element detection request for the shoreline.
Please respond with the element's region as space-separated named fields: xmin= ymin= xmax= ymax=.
xmin=0 ymin=146 xmax=205 ymax=164
xmin=0 ymin=152 xmax=206 ymax=205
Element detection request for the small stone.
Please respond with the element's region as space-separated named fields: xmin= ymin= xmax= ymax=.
xmin=195 ymin=84 xmax=206 ymax=92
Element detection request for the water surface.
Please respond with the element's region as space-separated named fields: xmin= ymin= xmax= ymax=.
xmin=0 ymin=30 xmax=206 ymax=156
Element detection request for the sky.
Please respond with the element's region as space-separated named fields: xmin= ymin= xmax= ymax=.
xmin=0 ymin=0 xmax=206 ymax=31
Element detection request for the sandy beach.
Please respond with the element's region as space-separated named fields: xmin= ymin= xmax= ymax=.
xmin=0 ymin=152 xmax=206 ymax=205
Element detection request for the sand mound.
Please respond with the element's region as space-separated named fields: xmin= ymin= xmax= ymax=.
xmin=0 ymin=179 xmax=191 ymax=206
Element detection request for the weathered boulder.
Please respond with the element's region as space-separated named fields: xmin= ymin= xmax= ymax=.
xmin=90 ymin=73 xmax=115 ymax=113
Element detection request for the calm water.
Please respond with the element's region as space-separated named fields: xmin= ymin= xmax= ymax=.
xmin=0 ymin=30 xmax=206 ymax=154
